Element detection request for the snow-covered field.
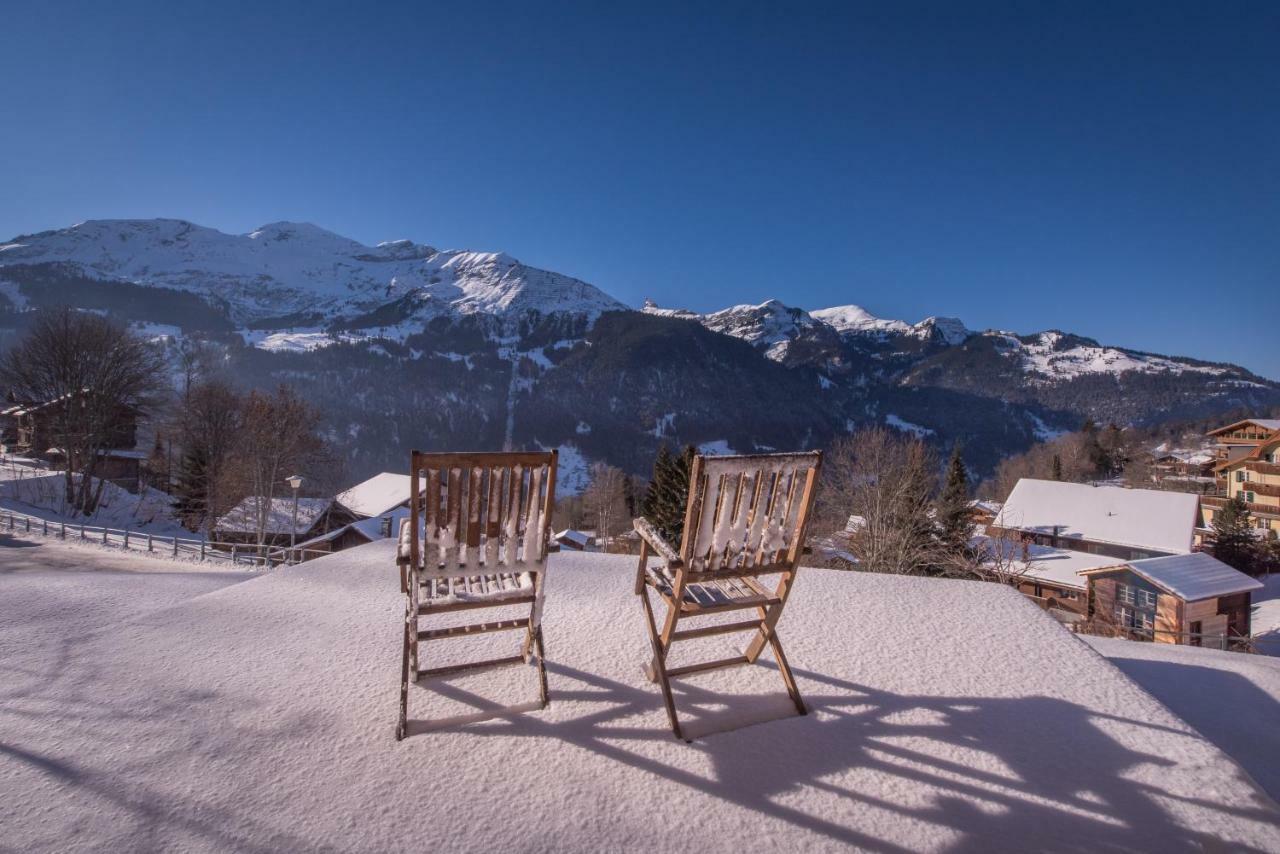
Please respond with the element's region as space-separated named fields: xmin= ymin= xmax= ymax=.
xmin=1254 ymin=573 xmax=1280 ymax=655
xmin=3 ymin=540 xmax=1277 ymax=852
xmin=1084 ymin=635 xmax=1280 ymax=802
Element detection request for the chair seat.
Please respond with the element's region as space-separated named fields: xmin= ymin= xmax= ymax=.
xmin=645 ymin=565 xmax=779 ymax=614
xmin=418 ymin=571 xmax=534 ymax=604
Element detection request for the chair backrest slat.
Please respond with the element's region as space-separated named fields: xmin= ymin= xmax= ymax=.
xmin=409 ymin=451 xmax=557 ymax=574
xmin=680 ymin=452 xmax=821 ymax=574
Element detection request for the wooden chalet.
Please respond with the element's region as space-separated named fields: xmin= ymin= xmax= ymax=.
xmin=1 ymin=389 xmax=144 ymax=491
xmin=213 ymin=497 xmax=356 ymax=549
xmin=1082 ymin=552 xmax=1263 ymax=648
xmin=1201 ymin=433 xmax=1280 ymax=540
xmin=990 ymin=479 xmax=1198 ymax=562
xmin=1205 ymin=418 xmax=1280 ymax=467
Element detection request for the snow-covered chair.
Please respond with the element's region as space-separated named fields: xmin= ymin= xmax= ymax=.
xmin=632 ymin=451 xmax=822 ymax=740
xmin=396 ymin=450 xmax=558 ymax=740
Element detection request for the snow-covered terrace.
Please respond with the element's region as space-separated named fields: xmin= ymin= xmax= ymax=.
xmin=3 ymin=539 xmax=1279 ymax=852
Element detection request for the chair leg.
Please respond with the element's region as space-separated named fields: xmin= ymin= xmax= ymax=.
xmin=397 ymin=621 xmax=411 ymax=740
xmin=534 ymin=626 xmax=549 ymax=708
xmin=639 ymin=588 xmax=684 ymax=740
xmin=767 ymin=628 xmax=806 ymax=716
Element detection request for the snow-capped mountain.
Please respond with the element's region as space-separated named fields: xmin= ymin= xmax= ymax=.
xmin=0 ymin=219 xmax=625 ymax=327
xmin=1 ymin=217 xmax=1276 ymax=487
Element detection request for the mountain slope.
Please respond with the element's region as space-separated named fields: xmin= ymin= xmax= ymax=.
xmin=1 ymin=217 xmax=1275 ymax=487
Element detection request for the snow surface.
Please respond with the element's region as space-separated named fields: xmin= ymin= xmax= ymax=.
xmin=1007 ymin=331 xmax=1228 ymax=381
xmin=3 ymin=539 xmax=1278 ymax=852
xmin=1084 ymin=635 xmax=1280 ymax=801
xmin=885 ymin=413 xmax=935 ymax=438
xmin=994 ymin=479 xmax=1199 ymax=555
xmin=1253 ymin=574 xmax=1280 ymax=656
xmin=991 ymin=541 xmax=1122 ymax=591
xmin=811 ymin=304 xmax=911 ymax=335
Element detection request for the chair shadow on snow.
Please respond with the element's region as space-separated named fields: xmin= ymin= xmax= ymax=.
xmin=413 ymin=658 xmax=1280 ymax=853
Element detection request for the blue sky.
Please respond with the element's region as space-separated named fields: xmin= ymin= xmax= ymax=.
xmin=3 ymin=1 xmax=1277 ymax=377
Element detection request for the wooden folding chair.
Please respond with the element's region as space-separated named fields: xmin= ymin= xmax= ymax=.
xmin=632 ymin=451 xmax=822 ymax=740
xmin=396 ymin=450 xmax=558 ymax=740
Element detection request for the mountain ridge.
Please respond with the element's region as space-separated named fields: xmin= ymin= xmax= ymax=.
xmin=1 ymin=217 xmax=1275 ymax=487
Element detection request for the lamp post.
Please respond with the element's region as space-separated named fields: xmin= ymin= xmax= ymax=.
xmin=287 ymin=474 xmax=304 ymax=562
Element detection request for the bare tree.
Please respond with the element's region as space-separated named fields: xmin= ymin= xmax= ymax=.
xmin=0 ymin=308 xmax=167 ymax=514
xmin=173 ymin=379 xmax=245 ymax=535
xmin=950 ymin=530 xmax=1037 ymax=585
xmin=817 ymin=427 xmax=941 ymax=575
xmin=233 ymin=386 xmax=329 ymax=548
xmin=581 ymin=462 xmax=629 ymax=547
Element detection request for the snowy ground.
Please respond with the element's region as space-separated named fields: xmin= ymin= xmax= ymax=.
xmin=1254 ymin=574 xmax=1280 ymax=656
xmin=1083 ymin=636 xmax=1280 ymax=802
xmin=3 ymin=542 xmax=1278 ymax=852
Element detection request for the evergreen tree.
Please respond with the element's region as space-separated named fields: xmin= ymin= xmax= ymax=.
xmin=1081 ymin=419 xmax=1109 ymax=478
xmin=172 ymin=444 xmax=211 ymax=529
xmin=642 ymin=444 xmax=694 ymax=544
xmin=1050 ymin=454 xmax=1063 ymax=481
xmin=1209 ymin=494 xmax=1259 ymax=574
xmin=936 ymin=444 xmax=972 ymax=555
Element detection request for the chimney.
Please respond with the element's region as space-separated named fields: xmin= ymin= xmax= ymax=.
xmin=1051 ymin=524 xmax=1061 ymax=548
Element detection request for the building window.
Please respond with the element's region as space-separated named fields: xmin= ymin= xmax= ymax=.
xmin=1189 ymin=620 xmax=1202 ymax=647
xmin=1246 ymin=491 xmax=1256 ymax=503
xmin=1115 ymin=605 xmax=1133 ymax=626
xmin=1237 ymin=471 xmax=1246 ymax=483
xmin=1117 ymin=584 xmax=1135 ymax=606
xmin=1137 ymin=589 xmax=1158 ymax=610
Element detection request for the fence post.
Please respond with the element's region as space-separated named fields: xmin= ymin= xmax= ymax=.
xmin=124 ymin=530 xmax=129 ymax=548
xmin=43 ymin=519 xmax=48 ymax=536
xmin=80 ymin=524 xmax=85 ymax=540
xmin=172 ymin=537 xmax=178 ymax=557
xmin=25 ymin=516 xmax=30 ymax=533
xmin=102 ymin=527 xmax=108 ymax=544
xmin=147 ymin=533 xmax=153 ymax=552
xmin=60 ymin=521 xmax=65 ymax=539
xmin=231 ymin=544 xmax=238 ymax=564
xmin=200 ymin=540 xmax=206 ymax=560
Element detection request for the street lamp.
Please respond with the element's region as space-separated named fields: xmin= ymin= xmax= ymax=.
xmin=287 ymin=474 xmax=304 ymax=561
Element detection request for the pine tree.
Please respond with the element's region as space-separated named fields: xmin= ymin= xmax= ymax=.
xmin=642 ymin=444 xmax=694 ymax=544
xmin=1050 ymin=454 xmax=1063 ymax=481
xmin=1210 ymin=494 xmax=1259 ymax=574
xmin=172 ymin=444 xmax=211 ymax=530
xmin=936 ymin=444 xmax=972 ymax=555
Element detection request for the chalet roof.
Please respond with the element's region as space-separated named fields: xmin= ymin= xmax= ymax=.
xmin=1006 ymin=543 xmax=1123 ymax=591
xmin=554 ymin=529 xmax=591 ymax=547
xmin=216 ymin=497 xmax=334 ymax=535
xmin=291 ymin=507 xmax=411 ymax=551
xmin=993 ymin=479 xmax=1198 ymax=556
xmin=1082 ymin=552 xmax=1264 ymax=601
xmin=335 ymin=472 xmax=412 ymax=518
xmin=1214 ymin=435 xmax=1280 ymax=472
xmin=1206 ymin=419 xmax=1280 ymax=438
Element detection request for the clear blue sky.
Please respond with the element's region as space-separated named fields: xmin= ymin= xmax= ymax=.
xmin=3 ymin=1 xmax=1277 ymax=377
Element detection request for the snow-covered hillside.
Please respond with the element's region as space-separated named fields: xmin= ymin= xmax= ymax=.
xmin=995 ymin=331 xmax=1230 ymax=382
xmin=0 ymin=219 xmax=625 ymax=327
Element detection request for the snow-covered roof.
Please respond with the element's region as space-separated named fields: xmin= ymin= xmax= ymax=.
xmin=1084 ymin=552 xmax=1264 ymax=601
xmin=336 ymin=472 xmax=412 ymax=518
xmin=4 ymin=542 xmax=1278 ymax=851
xmin=554 ymin=529 xmax=591 ymax=547
xmin=292 ymin=507 xmax=411 ymax=551
xmin=986 ymin=540 xmax=1123 ymax=591
xmin=216 ymin=496 xmax=334 ymax=535
xmin=993 ymin=479 xmax=1198 ymax=555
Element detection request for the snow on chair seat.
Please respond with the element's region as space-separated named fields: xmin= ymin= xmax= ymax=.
xmin=397 ymin=450 xmax=558 ymax=740
xmin=633 ymin=451 xmax=822 ymax=740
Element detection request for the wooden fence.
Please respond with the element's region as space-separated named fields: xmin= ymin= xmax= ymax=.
xmin=0 ymin=507 xmax=330 ymax=567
